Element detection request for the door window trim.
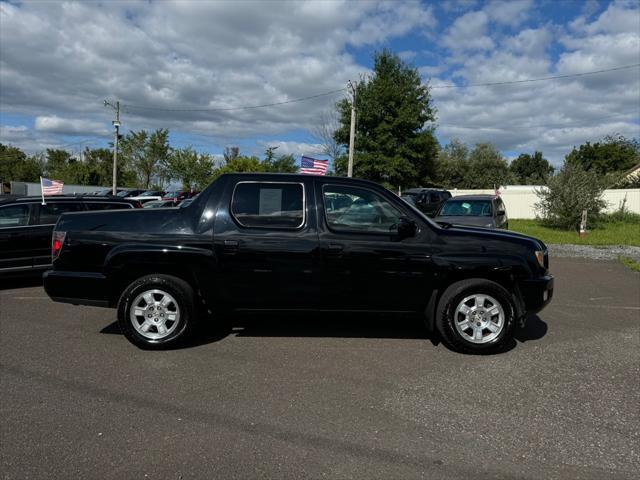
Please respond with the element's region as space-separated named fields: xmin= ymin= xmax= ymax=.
xmin=230 ymin=181 xmax=306 ymax=230
xmin=320 ymin=183 xmax=407 ymax=237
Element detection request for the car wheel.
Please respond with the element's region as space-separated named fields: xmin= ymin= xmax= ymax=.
xmin=117 ymin=274 xmax=196 ymax=350
xmin=435 ymin=279 xmax=516 ymax=354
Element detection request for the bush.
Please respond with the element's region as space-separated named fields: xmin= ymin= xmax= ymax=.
xmin=535 ymin=163 xmax=607 ymax=230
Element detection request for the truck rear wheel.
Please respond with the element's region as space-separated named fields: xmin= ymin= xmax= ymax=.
xmin=435 ymin=279 xmax=516 ymax=354
xmin=117 ymin=274 xmax=196 ymax=350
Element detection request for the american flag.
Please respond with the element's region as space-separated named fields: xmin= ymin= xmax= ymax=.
xmin=300 ymin=156 xmax=328 ymax=175
xmin=41 ymin=177 xmax=64 ymax=195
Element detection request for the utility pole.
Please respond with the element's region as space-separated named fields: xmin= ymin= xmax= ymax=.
xmin=347 ymin=80 xmax=356 ymax=178
xmin=104 ymin=100 xmax=120 ymax=195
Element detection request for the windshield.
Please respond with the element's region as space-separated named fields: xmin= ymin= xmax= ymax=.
xmin=140 ymin=191 xmax=159 ymax=196
xmin=440 ymin=200 xmax=493 ymax=217
xmin=116 ymin=190 xmax=131 ymax=197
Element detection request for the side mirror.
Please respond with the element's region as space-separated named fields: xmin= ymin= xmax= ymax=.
xmin=497 ymin=209 xmax=506 ymax=216
xmin=396 ymin=217 xmax=417 ymax=240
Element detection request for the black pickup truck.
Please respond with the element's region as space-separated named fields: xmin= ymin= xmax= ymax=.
xmin=44 ymin=173 xmax=553 ymax=353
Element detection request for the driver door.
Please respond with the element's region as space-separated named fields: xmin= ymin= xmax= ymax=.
xmin=316 ymin=181 xmax=435 ymax=312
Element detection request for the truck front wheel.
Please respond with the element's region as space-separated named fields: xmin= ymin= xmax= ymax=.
xmin=435 ymin=279 xmax=516 ymax=354
xmin=117 ymin=274 xmax=196 ymax=350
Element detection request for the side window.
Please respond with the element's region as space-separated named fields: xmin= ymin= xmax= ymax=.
xmin=38 ymin=202 xmax=83 ymax=225
xmin=231 ymin=182 xmax=304 ymax=229
xmin=440 ymin=192 xmax=451 ymax=201
xmin=428 ymin=193 xmax=439 ymax=203
xmin=85 ymin=202 xmax=133 ymax=211
xmin=0 ymin=205 xmax=30 ymax=227
xmin=323 ymin=184 xmax=403 ymax=234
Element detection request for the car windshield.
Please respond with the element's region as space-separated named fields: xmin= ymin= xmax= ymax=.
xmin=140 ymin=191 xmax=159 ymax=196
xmin=440 ymin=200 xmax=493 ymax=217
xmin=164 ymin=192 xmax=180 ymax=198
xmin=116 ymin=190 xmax=131 ymax=197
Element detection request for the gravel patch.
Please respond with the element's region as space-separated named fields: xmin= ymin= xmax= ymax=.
xmin=549 ymin=243 xmax=640 ymax=261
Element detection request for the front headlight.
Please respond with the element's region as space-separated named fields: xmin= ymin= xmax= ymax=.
xmin=535 ymin=250 xmax=545 ymax=268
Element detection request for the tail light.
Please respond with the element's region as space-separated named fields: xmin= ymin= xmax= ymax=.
xmin=52 ymin=231 xmax=66 ymax=260
xmin=133 ymin=201 xmax=143 ymax=208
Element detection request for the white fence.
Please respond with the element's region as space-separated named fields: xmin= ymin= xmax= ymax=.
xmin=450 ymin=186 xmax=640 ymax=219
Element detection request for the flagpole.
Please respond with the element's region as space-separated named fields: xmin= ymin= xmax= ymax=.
xmin=40 ymin=177 xmax=46 ymax=205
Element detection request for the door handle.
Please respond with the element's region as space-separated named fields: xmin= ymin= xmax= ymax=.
xmin=223 ymin=239 xmax=239 ymax=253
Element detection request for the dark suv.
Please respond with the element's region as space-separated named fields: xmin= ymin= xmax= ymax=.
xmin=0 ymin=195 xmax=139 ymax=275
xmin=401 ymin=188 xmax=452 ymax=217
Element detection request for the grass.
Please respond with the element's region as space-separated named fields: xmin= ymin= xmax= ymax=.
xmin=509 ymin=219 xmax=640 ymax=246
xmin=618 ymin=256 xmax=640 ymax=272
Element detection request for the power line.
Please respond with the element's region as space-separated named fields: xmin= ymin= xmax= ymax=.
xmin=430 ymin=63 xmax=640 ymax=89
xmin=432 ymin=110 xmax=639 ymax=131
xmin=116 ymin=64 xmax=639 ymax=113
xmin=122 ymin=87 xmax=347 ymax=113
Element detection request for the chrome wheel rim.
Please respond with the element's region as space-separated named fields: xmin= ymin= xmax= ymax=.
xmin=130 ymin=289 xmax=180 ymax=340
xmin=454 ymin=294 xmax=504 ymax=344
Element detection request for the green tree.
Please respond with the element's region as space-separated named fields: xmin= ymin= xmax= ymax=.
xmin=0 ymin=144 xmax=43 ymax=182
xmin=535 ymin=163 xmax=607 ymax=230
xmin=119 ymin=129 xmax=171 ymax=188
xmin=465 ymin=143 xmax=513 ymax=189
xmin=165 ymin=147 xmax=216 ymax=190
xmin=435 ymin=140 xmax=513 ymax=189
xmin=435 ymin=138 xmax=469 ymax=188
xmin=565 ymin=134 xmax=639 ymax=175
xmin=214 ymin=155 xmax=268 ymax=178
xmin=510 ymin=151 xmax=554 ymax=184
xmin=334 ymin=50 xmax=438 ymax=188
xmin=263 ymin=147 xmax=298 ymax=173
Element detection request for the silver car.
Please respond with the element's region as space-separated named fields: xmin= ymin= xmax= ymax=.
xmin=434 ymin=194 xmax=508 ymax=229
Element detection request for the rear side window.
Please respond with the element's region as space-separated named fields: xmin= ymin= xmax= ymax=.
xmin=38 ymin=202 xmax=84 ymax=224
xmin=0 ymin=204 xmax=30 ymax=227
xmin=85 ymin=202 xmax=133 ymax=211
xmin=231 ymin=182 xmax=304 ymax=229
xmin=428 ymin=193 xmax=439 ymax=203
xmin=441 ymin=192 xmax=452 ymax=201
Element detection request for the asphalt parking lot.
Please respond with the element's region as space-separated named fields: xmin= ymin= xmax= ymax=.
xmin=1 ymin=257 xmax=638 ymax=479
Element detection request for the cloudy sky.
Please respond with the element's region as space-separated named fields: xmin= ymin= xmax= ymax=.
xmin=0 ymin=0 xmax=639 ymax=166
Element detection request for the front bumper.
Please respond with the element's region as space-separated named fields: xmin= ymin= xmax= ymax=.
xmin=518 ymin=274 xmax=554 ymax=314
xmin=43 ymin=270 xmax=110 ymax=307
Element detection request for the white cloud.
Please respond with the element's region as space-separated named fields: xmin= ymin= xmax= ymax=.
xmin=442 ymin=10 xmax=494 ymax=52
xmin=35 ymin=116 xmax=109 ymax=136
xmin=429 ymin=0 xmax=640 ymax=165
xmin=484 ymin=0 xmax=533 ymax=27
xmin=256 ymin=140 xmax=324 ymax=158
xmin=0 ymin=0 xmax=435 ymax=148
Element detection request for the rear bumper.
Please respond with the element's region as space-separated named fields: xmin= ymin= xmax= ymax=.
xmin=43 ymin=270 xmax=110 ymax=308
xmin=518 ymin=275 xmax=554 ymax=314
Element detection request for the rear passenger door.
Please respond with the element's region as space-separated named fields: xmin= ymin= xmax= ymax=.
xmin=31 ymin=202 xmax=84 ymax=267
xmin=213 ymin=179 xmax=320 ymax=309
xmin=0 ymin=204 xmax=34 ymax=272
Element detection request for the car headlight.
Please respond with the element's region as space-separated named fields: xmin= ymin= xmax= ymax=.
xmin=535 ymin=250 xmax=545 ymax=268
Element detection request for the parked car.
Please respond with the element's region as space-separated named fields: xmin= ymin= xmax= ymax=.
xmin=402 ymin=188 xmax=452 ymax=217
xmin=43 ymin=173 xmax=553 ymax=353
xmin=162 ymin=190 xmax=198 ymax=205
xmin=142 ymin=200 xmax=177 ymax=208
xmin=0 ymin=195 xmax=140 ymax=276
xmin=128 ymin=191 xmax=165 ymax=204
xmin=116 ymin=189 xmax=147 ymax=198
xmin=435 ymin=195 xmax=508 ymax=229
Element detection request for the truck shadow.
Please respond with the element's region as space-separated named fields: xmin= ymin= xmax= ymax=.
xmin=100 ymin=312 xmax=547 ymax=352
xmin=0 ymin=274 xmax=43 ymax=290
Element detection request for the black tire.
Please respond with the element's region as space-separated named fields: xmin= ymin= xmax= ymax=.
xmin=117 ymin=274 xmax=197 ymax=350
xmin=435 ymin=278 xmax=516 ymax=354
